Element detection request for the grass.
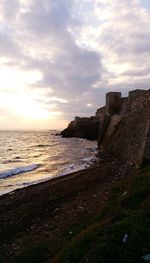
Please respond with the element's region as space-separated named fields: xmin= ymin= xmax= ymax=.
xmin=52 ymin=165 xmax=150 ymax=263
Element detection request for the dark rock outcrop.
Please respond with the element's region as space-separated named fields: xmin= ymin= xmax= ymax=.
xmin=61 ymin=116 xmax=99 ymax=140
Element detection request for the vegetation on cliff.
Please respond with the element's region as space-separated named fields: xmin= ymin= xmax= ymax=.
xmin=52 ymin=165 xmax=150 ymax=263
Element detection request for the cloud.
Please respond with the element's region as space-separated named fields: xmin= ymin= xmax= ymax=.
xmin=75 ymin=0 xmax=150 ymax=95
xmin=18 ymin=0 xmax=102 ymax=115
xmin=0 ymin=0 xmax=150 ymax=129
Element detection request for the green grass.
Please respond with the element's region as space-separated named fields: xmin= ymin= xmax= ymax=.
xmin=52 ymin=165 xmax=150 ymax=263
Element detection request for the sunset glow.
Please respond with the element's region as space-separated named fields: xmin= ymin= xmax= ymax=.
xmin=0 ymin=0 xmax=150 ymax=129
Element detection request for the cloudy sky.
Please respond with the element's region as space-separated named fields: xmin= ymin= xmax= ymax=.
xmin=0 ymin=0 xmax=150 ymax=130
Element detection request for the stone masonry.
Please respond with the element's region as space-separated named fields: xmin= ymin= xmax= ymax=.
xmin=97 ymin=89 xmax=150 ymax=167
xmin=61 ymin=88 xmax=150 ymax=167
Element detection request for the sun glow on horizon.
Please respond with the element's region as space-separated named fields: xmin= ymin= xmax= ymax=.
xmin=0 ymin=91 xmax=60 ymax=122
xmin=0 ymin=90 xmax=69 ymax=130
xmin=0 ymin=66 xmax=68 ymax=129
xmin=0 ymin=66 xmax=59 ymax=127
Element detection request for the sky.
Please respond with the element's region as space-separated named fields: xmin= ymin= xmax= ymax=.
xmin=0 ymin=0 xmax=150 ymax=130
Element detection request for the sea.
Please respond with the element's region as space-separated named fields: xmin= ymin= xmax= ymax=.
xmin=0 ymin=130 xmax=97 ymax=196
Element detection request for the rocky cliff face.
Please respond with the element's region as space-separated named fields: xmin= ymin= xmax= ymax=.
xmin=61 ymin=116 xmax=99 ymax=140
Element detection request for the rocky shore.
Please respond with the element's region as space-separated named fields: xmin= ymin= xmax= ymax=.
xmin=0 ymin=155 xmax=132 ymax=263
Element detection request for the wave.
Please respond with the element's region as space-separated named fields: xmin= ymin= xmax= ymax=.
xmin=0 ymin=164 xmax=40 ymax=179
xmin=61 ymin=155 xmax=97 ymax=176
xmin=3 ymin=160 xmax=22 ymax=164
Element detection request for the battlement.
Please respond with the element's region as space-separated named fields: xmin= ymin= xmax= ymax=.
xmin=129 ymin=89 xmax=147 ymax=99
xmin=96 ymin=89 xmax=150 ymax=121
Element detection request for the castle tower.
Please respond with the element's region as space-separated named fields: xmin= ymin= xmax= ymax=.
xmin=106 ymin=92 xmax=122 ymax=115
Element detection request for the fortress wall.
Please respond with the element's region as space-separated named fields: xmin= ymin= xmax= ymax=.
xmin=100 ymin=115 xmax=122 ymax=145
xmin=106 ymin=92 xmax=122 ymax=115
xmin=96 ymin=106 xmax=106 ymax=122
xmin=120 ymin=97 xmax=128 ymax=115
xmin=100 ymin=110 xmax=149 ymax=167
xmin=128 ymin=90 xmax=150 ymax=112
xmin=98 ymin=90 xmax=150 ymax=167
xmin=128 ymin=89 xmax=148 ymax=100
xmin=96 ymin=89 xmax=149 ymax=122
xmin=143 ymin=121 xmax=150 ymax=165
xmin=62 ymin=88 xmax=150 ymax=166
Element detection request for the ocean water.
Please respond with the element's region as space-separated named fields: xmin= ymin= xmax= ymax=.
xmin=0 ymin=130 xmax=97 ymax=196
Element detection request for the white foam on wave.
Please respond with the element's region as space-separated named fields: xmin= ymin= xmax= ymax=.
xmin=61 ymin=154 xmax=97 ymax=176
xmin=0 ymin=164 xmax=40 ymax=179
xmin=0 ymin=154 xmax=97 ymax=196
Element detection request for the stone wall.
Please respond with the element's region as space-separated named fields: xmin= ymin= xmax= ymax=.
xmin=106 ymin=92 xmax=122 ymax=114
xmin=98 ymin=89 xmax=150 ymax=167
xmin=96 ymin=106 xmax=106 ymax=122
xmin=127 ymin=90 xmax=150 ymax=112
xmin=143 ymin=121 xmax=150 ymax=165
xmin=120 ymin=97 xmax=128 ymax=114
xmin=61 ymin=88 xmax=150 ymax=167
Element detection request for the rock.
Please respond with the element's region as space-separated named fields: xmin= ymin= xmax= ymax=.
xmin=122 ymin=233 xmax=128 ymax=244
xmin=142 ymin=254 xmax=150 ymax=261
xmin=54 ymin=208 xmax=60 ymax=212
xmin=61 ymin=116 xmax=100 ymax=140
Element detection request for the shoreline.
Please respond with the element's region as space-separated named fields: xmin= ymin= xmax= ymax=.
xmin=0 ymin=164 xmax=96 ymax=198
xmin=0 ymin=135 xmax=98 ymax=197
xmin=0 ymin=154 xmax=98 ymax=197
xmin=0 ymin=160 xmax=131 ymax=262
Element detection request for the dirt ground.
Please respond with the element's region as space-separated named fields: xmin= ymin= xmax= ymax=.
xmin=0 ymin=162 xmax=131 ymax=262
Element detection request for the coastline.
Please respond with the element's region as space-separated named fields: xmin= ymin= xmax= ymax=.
xmin=0 ymin=160 xmax=131 ymax=262
xmin=0 ymin=132 xmax=97 ymax=196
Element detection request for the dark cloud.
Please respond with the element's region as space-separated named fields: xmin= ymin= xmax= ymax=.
xmin=1 ymin=0 xmax=150 ymax=128
xmin=15 ymin=0 xmax=102 ymax=118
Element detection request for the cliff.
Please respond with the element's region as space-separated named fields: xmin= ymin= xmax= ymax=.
xmin=61 ymin=116 xmax=99 ymax=140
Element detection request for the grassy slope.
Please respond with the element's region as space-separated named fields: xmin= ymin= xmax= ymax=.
xmin=52 ymin=165 xmax=150 ymax=263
